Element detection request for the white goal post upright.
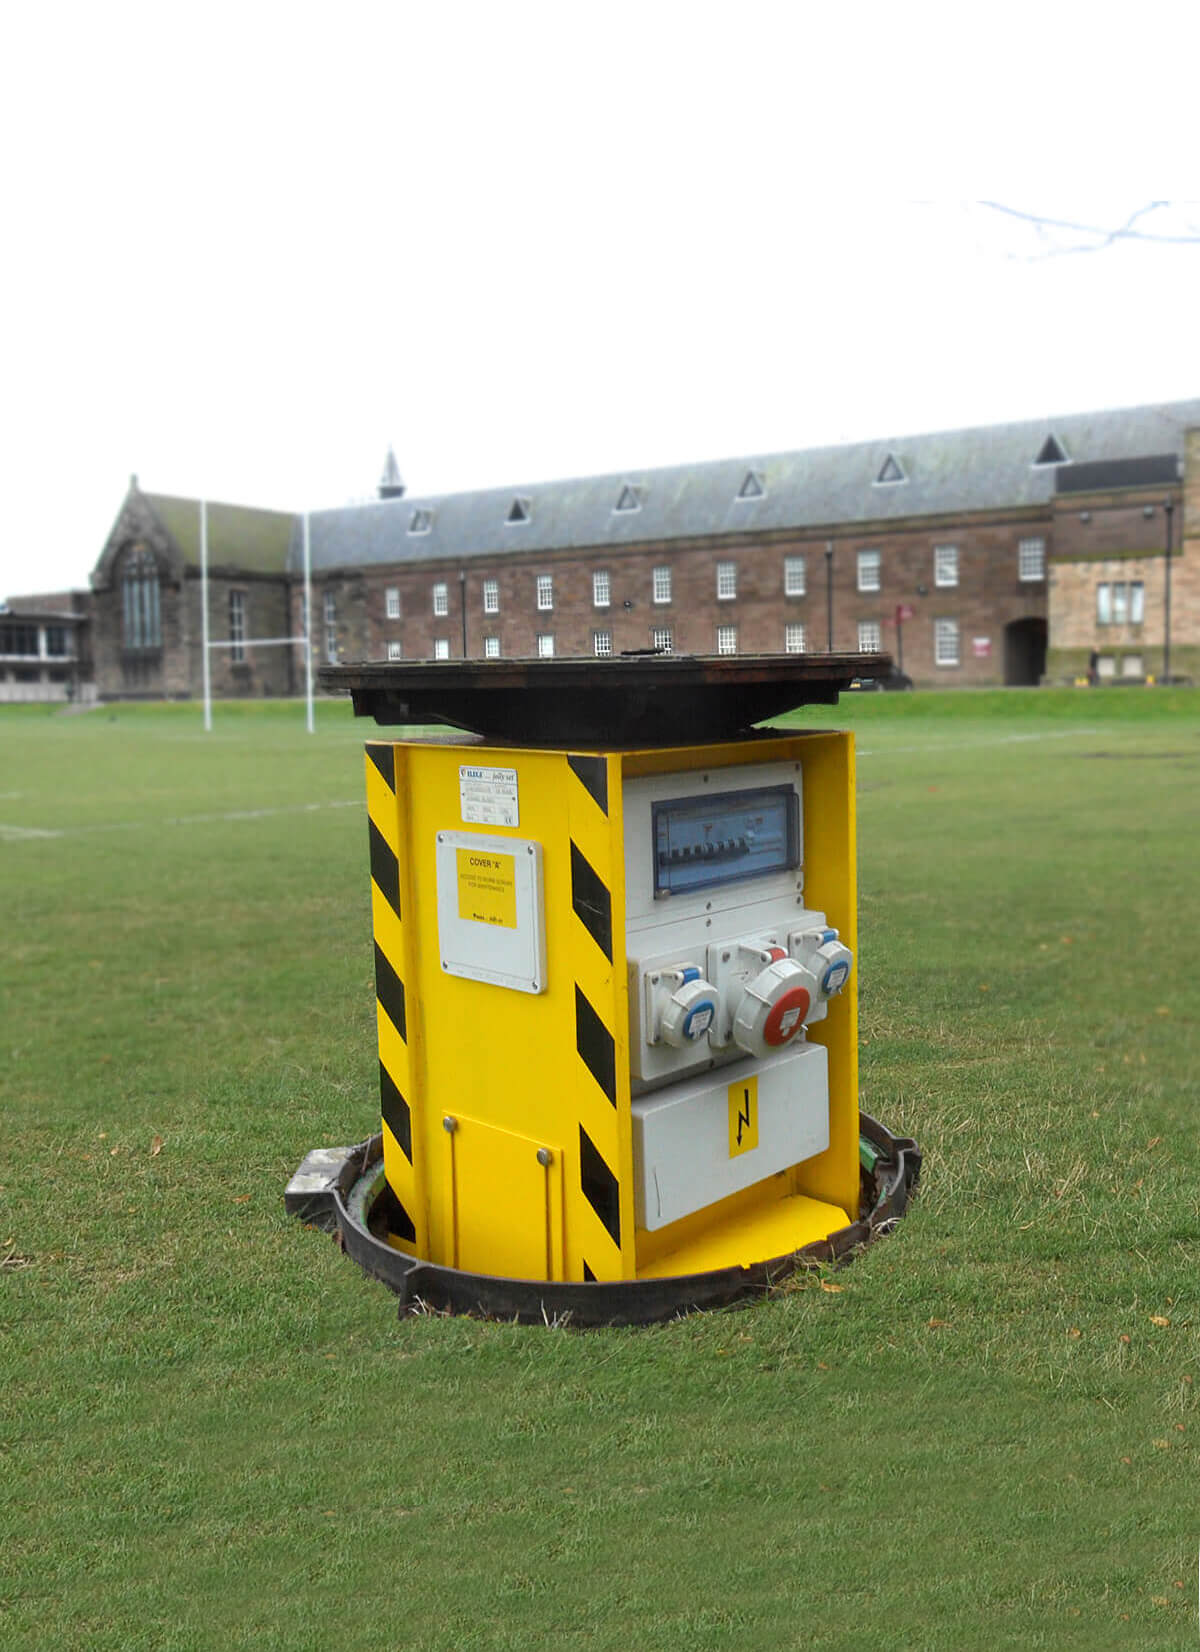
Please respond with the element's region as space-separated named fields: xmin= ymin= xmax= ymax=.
xmin=201 ymin=499 xmax=213 ymax=732
xmin=303 ymin=511 xmax=314 ymax=735
xmin=199 ymin=499 xmax=316 ymax=734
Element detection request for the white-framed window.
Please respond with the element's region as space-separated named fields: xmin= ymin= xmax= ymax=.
xmin=1096 ymin=655 xmax=1116 ymax=679
xmin=434 ymin=638 xmax=450 ymax=660
xmin=537 ymin=633 xmax=555 ymax=658
xmin=385 ymin=587 xmax=401 ymax=619
xmin=1122 ymin=653 xmax=1144 ymax=678
xmin=934 ymin=544 xmax=959 ymax=588
xmin=858 ymin=619 xmax=881 ymax=652
xmin=1122 ymin=582 xmax=1144 ymax=625
xmin=1018 ymin=537 xmax=1046 ymax=581
xmin=229 ymin=590 xmax=246 ymax=663
xmin=784 ymin=556 xmax=806 ymax=597
xmin=1097 ymin=581 xmax=1144 ymax=626
xmin=432 ymin=582 xmax=449 ymax=617
xmin=324 ymin=591 xmax=337 ymax=664
xmin=408 ymin=508 xmax=433 ymax=535
xmin=482 ymin=578 xmax=499 ymax=615
xmin=593 ymin=569 xmax=611 ymax=608
xmin=484 ymin=635 xmax=500 ymax=659
xmin=935 ymin=618 xmax=960 ymax=667
xmin=716 ymin=624 xmax=737 ymax=655
xmin=651 ymin=626 xmax=672 ymax=653
xmin=536 ymin=574 xmax=554 ymax=612
xmin=652 ymin=565 xmax=672 ymax=604
xmin=785 ymin=623 xmax=806 ymax=654
xmin=387 ymin=640 xmax=402 ymax=661
xmin=857 ymin=550 xmax=881 ymax=593
xmin=716 ymin=561 xmax=737 ymax=601
xmin=594 ymin=630 xmax=612 ymax=657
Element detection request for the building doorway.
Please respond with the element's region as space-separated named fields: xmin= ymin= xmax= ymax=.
xmin=1004 ymin=618 xmax=1047 ymax=686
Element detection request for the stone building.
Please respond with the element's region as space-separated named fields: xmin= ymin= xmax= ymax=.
xmin=1046 ymin=430 xmax=1200 ymax=684
xmin=297 ymin=398 xmax=1197 ymax=688
xmin=5 ymin=399 xmax=1197 ymax=699
xmin=89 ymin=482 xmax=295 ymax=700
xmin=0 ymin=591 xmax=92 ymax=702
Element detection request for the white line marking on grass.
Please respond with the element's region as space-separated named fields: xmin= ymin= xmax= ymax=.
xmin=857 ymin=728 xmax=1100 ymax=758
xmin=0 ymin=799 xmax=363 ymax=842
xmin=0 ymin=822 xmax=61 ymax=840
xmin=169 ymin=800 xmax=362 ymax=827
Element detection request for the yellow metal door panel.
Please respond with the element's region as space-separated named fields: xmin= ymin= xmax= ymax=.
xmin=443 ymin=1113 xmax=563 ymax=1281
xmin=788 ymin=730 xmax=859 ymax=1222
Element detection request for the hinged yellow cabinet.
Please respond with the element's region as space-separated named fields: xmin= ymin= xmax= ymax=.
xmin=363 ymin=731 xmax=859 ymax=1285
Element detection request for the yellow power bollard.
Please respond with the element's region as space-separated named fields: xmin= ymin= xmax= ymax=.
xmin=287 ymin=656 xmax=920 ymax=1323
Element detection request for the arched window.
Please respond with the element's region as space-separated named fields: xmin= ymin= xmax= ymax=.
xmin=121 ymin=547 xmax=161 ymax=649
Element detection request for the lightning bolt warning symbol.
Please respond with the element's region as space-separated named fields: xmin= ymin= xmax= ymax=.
xmin=729 ymin=1076 xmax=759 ymax=1158
xmin=737 ymin=1089 xmax=752 ymax=1145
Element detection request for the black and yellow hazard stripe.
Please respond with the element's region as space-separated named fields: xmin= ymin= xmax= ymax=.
xmin=565 ymin=753 xmax=628 ymax=1281
xmin=365 ymin=741 xmax=420 ymax=1253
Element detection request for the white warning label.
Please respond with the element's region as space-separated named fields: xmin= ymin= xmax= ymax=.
xmin=459 ymin=765 xmax=519 ymax=828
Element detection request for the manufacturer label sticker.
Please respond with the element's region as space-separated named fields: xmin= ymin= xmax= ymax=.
xmin=459 ymin=765 xmax=519 ymax=828
xmin=456 ymin=849 xmax=517 ymax=928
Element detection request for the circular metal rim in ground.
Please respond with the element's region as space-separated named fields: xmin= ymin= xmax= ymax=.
xmin=288 ymin=1113 xmax=920 ymax=1327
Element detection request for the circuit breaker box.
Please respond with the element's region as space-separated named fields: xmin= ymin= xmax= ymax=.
xmin=364 ymin=729 xmax=859 ymax=1284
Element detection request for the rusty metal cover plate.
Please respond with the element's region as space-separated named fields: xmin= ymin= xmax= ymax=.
xmin=320 ymin=653 xmax=891 ymax=744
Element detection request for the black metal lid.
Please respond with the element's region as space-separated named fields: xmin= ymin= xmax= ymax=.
xmin=320 ymin=652 xmax=891 ymax=745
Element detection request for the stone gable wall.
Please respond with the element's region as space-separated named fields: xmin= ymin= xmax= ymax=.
xmin=1046 ymin=446 xmax=1196 ymax=682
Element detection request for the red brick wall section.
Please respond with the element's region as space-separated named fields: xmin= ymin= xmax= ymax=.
xmin=348 ymin=515 xmax=1049 ymax=686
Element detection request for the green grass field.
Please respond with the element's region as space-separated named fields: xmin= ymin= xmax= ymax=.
xmin=2 ymin=688 xmax=1198 ymax=1650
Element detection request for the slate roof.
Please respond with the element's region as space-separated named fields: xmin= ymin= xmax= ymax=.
xmin=146 ymin=494 xmax=295 ymax=575
xmin=291 ymin=399 xmax=1200 ymax=577
xmin=5 ymin=591 xmax=89 ymax=617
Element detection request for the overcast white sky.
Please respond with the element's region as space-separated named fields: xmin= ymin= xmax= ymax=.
xmin=2 ymin=1 xmax=1198 ymax=597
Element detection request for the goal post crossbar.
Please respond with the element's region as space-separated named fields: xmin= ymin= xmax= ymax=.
xmin=200 ymin=501 xmax=316 ymax=734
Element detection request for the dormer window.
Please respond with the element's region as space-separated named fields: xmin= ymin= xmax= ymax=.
xmin=875 ymin=453 xmax=906 ymax=485
xmin=408 ymin=508 xmax=433 ymax=535
xmin=507 ymin=496 xmax=531 ymax=525
xmin=614 ymin=484 xmax=642 ymax=513
xmin=737 ymin=470 xmax=766 ymax=500
xmin=1033 ymin=434 xmax=1069 ymax=467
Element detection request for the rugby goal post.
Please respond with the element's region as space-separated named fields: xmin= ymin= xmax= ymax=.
xmin=200 ymin=501 xmax=316 ymax=733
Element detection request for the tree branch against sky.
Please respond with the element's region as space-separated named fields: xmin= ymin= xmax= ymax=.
xmin=977 ymin=200 xmax=1200 ymax=256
